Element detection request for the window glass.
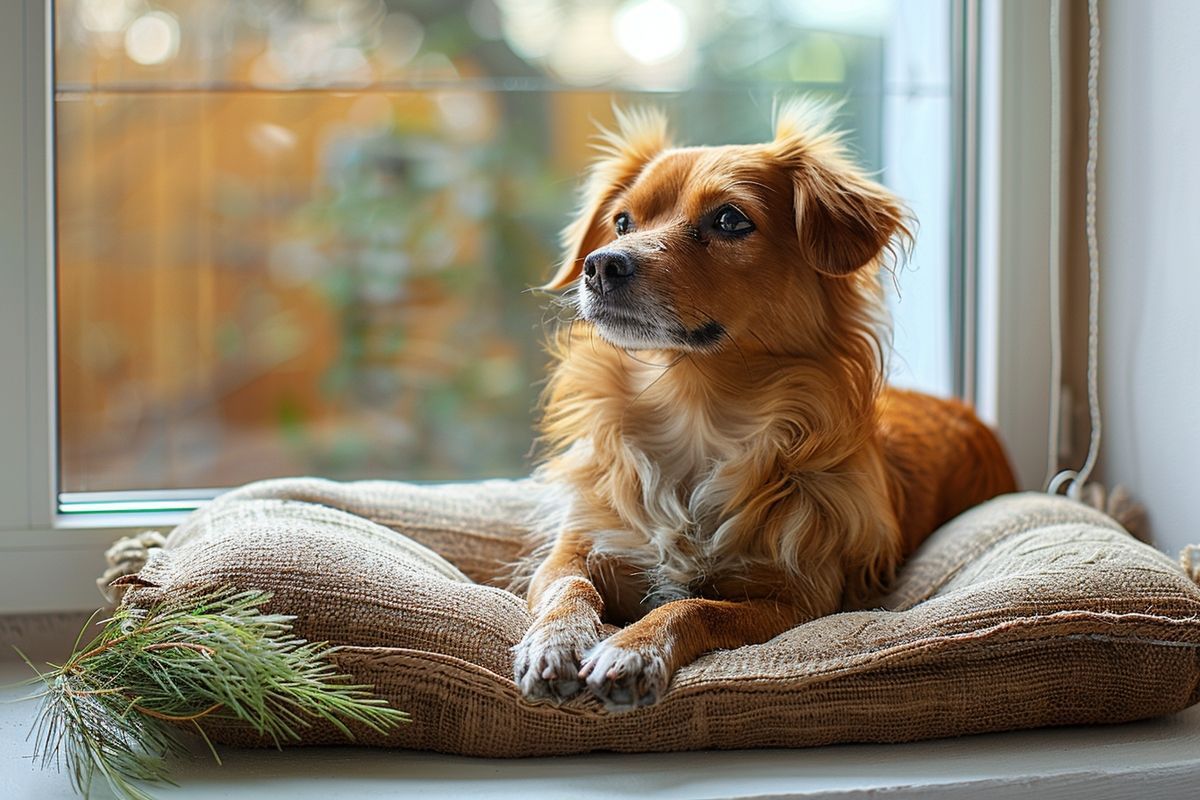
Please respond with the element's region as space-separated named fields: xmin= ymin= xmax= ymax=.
xmin=55 ymin=0 xmax=952 ymax=494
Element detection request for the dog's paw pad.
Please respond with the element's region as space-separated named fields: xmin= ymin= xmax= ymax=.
xmin=581 ymin=640 xmax=670 ymax=712
xmin=512 ymin=620 xmax=598 ymax=704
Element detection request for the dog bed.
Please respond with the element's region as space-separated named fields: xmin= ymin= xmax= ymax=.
xmin=110 ymin=477 xmax=1200 ymax=756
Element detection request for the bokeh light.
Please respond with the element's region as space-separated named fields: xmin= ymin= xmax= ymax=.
xmin=78 ymin=0 xmax=139 ymax=34
xmin=613 ymin=0 xmax=689 ymax=66
xmin=546 ymin=6 xmax=626 ymax=85
xmin=123 ymin=11 xmax=180 ymax=66
xmin=496 ymin=0 xmax=559 ymax=61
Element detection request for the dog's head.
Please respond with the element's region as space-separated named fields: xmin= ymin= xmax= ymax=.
xmin=543 ymin=101 xmax=912 ymax=354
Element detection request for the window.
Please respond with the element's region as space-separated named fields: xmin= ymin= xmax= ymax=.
xmin=2 ymin=0 xmax=1061 ymax=615
xmin=52 ymin=0 xmax=957 ymax=508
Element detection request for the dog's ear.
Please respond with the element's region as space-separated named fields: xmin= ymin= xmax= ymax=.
xmin=792 ymin=165 xmax=909 ymax=276
xmin=541 ymin=108 xmax=672 ymax=291
xmin=773 ymin=99 xmax=911 ymax=277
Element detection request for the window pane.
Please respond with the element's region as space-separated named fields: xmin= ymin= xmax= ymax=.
xmin=55 ymin=0 xmax=953 ymax=494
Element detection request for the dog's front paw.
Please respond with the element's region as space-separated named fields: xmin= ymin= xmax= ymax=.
xmin=579 ymin=638 xmax=671 ymax=712
xmin=512 ymin=616 xmax=601 ymax=704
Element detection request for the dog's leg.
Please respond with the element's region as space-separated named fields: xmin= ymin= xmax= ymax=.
xmin=580 ymin=597 xmax=804 ymax=712
xmin=512 ymin=532 xmax=605 ymax=703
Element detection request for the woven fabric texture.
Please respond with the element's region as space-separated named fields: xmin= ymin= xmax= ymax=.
xmin=120 ymin=478 xmax=1200 ymax=755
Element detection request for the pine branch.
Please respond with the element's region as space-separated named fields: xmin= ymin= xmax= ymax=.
xmin=20 ymin=587 xmax=408 ymax=800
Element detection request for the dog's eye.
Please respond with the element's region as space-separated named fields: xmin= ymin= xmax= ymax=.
xmin=713 ymin=206 xmax=754 ymax=235
xmin=615 ymin=212 xmax=632 ymax=236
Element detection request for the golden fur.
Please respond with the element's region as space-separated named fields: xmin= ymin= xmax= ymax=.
xmin=512 ymin=101 xmax=1016 ymax=712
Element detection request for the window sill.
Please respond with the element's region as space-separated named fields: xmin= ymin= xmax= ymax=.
xmin=1 ymin=654 xmax=1197 ymax=799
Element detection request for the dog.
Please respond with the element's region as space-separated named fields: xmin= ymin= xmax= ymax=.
xmin=512 ymin=101 xmax=1016 ymax=712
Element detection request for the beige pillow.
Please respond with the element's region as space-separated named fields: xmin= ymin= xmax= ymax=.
xmin=116 ymin=478 xmax=1200 ymax=756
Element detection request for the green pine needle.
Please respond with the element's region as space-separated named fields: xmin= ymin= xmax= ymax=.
xmin=20 ymin=588 xmax=409 ymax=800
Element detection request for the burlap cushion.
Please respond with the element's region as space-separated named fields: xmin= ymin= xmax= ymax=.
xmin=118 ymin=478 xmax=1200 ymax=755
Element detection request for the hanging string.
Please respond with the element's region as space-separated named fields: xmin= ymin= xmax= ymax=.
xmin=1048 ymin=0 xmax=1102 ymax=501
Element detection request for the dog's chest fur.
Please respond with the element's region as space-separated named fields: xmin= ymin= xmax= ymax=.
xmin=567 ymin=363 xmax=776 ymax=607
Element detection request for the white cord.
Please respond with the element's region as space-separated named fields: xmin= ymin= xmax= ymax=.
xmin=1049 ymin=0 xmax=1103 ymax=501
xmin=1045 ymin=0 xmax=1063 ymax=489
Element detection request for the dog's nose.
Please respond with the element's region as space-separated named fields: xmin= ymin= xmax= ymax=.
xmin=583 ymin=249 xmax=636 ymax=294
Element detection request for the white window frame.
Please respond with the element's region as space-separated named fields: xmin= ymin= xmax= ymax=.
xmin=0 ymin=0 xmax=1055 ymax=614
xmin=974 ymin=0 xmax=1055 ymax=491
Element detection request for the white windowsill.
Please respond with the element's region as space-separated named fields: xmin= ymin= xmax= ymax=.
xmin=2 ymin=656 xmax=1198 ymax=800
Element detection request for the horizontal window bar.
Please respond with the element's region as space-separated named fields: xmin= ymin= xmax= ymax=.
xmin=58 ymin=488 xmax=227 ymax=515
xmin=56 ymin=480 xmax=472 ymax=517
xmin=53 ymin=79 xmax=953 ymax=97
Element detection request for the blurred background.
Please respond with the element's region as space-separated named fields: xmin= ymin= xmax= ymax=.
xmin=54 ymin=0 xmax=953 ymax=495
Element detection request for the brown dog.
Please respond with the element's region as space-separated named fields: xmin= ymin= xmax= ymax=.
xmin=512 ymin=101 xmax=1016 ymax=712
